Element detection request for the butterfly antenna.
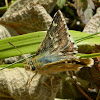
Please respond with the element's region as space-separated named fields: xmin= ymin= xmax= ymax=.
xmin=8 ymin=42 xmax=37 ymax=85
xmin=75 ymin=32 xmax=100 ymax=43
xmin=8 ymin=42 xmax=23 ymax=55
xmin=0 ymin=42 xmax=35 ymax=70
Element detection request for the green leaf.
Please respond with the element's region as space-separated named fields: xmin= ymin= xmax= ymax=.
xmin=77 ymin=53 xmax=100 ymax=59
xmin=0 ymin=54 xmax=35 ymax=70
xmin=0 ymin=63 xmax=24 ymax=68
xmin=0 ymin=30 xmax=100 ymax=60
xmin=70 ymin=30 xmax=100 ymax=45
xmin=0 ymin=6 xmax=9 ymax=10
xmin=0 ymin=31 xmax=46 ymax=59
xmin=57 ymin=0 xmax=66 ymax=8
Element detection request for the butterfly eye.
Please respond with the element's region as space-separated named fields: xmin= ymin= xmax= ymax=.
xmin=73 ymin=52 xmax=77 ymax=55
xmin=28 ymin=60 xmax=36 ymax=71
xmin=72 ymin=42 xmax=75 ymax=44
xmin=31 ymin=65 xmax=35 ymax=71
xmin=68 ymin=34 xmax=71 ymax=37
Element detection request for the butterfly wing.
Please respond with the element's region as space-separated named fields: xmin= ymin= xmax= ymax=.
xmin=31 ymin=10 xmax=93 ymax=74
xmin=37 ymin=10 xmax=77 ymax=56
xmin=36 ymin=58 xmax=94 ymax=75
xmin=34 ymin=10 xmax=78 ymax=67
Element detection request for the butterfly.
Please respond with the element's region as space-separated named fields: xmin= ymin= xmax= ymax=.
xmin=24 ymin=10 xmax=94 ymax=76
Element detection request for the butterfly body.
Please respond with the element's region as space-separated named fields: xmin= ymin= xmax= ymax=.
xmin=25 ymin=10 xmax=94 ymax=76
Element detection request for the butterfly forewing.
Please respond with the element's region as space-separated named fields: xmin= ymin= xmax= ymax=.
xmin=37 ymin=10 xmax=77 ymax=56
xmin=34 ymin=10 xmax=78 ymax=67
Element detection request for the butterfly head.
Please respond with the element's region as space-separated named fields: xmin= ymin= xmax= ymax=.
xmin=24 ymin=59 xmax=36 ymax=71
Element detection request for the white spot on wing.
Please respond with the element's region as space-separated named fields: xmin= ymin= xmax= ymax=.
xmin=53 ymin=21 xmax=57 ymax=27
xmin=54 ymin=38 xmax=58 ymax=42
xmin=56 ymin=34 xmax=59 ymax=37
xmin=49 ymin=34 xmax=53 ymax=40
xmin=54 ymin=44 xmax=58 ymax=48
xmin=58 ymin=52 xmax=63 ymax=55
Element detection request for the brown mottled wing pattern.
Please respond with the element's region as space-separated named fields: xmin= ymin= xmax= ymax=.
xmin=36 ymin=10 xmax=77 ymax=57
xmin=32 ymin=10 xmax=93 ymax=73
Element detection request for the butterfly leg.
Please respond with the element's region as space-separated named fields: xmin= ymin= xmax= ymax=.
xmin=68 ymin=71 xmax=93 ymax=100
xmin=26 ymin=71 xmax=37 ymax=86
xmin=43 ymin=76 xmax=54 ymax=90
xmin=43 ymin=81 xmax=51 ymax=89
xmin=50 ymin=76 xmax=54 ymax=89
